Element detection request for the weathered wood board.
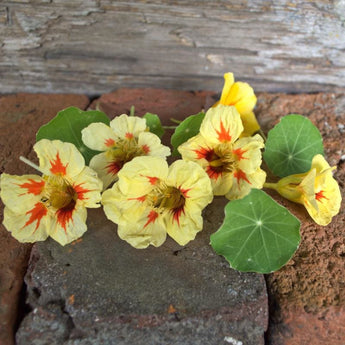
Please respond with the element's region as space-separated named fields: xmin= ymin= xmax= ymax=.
xmin=0 ymin=0 xmax=345 ymax=94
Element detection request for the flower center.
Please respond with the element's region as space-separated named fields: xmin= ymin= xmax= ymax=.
xmin=208 ymin=143 xmax=236 ymax=173
xmin=106 ymin=137 xmax=147 ymax=166
xmin=42 ymin=175 xmax=77 ymax=210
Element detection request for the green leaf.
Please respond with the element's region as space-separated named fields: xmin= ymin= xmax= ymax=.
xmin=171 ymin=112 xmax=205 ymax=156
xmin=36 ymin=106 xmax=110 ymax=165
xmin=263 ymin=114 xmax=324 ymax=177
xmin=143 ymin=113 xmax=164 ymax=138
xmin=210 ymin=189 xmax=301 ymax=273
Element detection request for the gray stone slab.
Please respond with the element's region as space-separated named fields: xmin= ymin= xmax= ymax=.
xmin=16 ymin=197 xmax=268 ymax=345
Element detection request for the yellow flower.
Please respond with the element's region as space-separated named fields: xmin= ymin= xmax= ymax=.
xmin=178 ymin=104 xmax=266 ymax=200
xmin=82 ymin=114 xmax=170 ymax=189
xmin=264 ymin=154 xmax=342 ymax=226
xmin=0 ymin=139 xmax=102 ymax=245
xmin=102 ymin=156 xmax=213 ymax=249
xmin=214 ymin=72 xmax=260 ymax=136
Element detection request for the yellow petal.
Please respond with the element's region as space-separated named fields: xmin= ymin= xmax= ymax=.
xmin=230 ymin=82 xmax=257 ymax=115
xmin=239 ymin=111 xmax=261 ymax=137
xmin=81 ymin=122 xmax=117 ymax=151
xmin=200 ymin=104 xmax=243 ymax=145
xmin=3 ymin=205 xmax=50 ymax=243
xmin=219 ymin=72 xmax=235 ymax=104
xmin=72 ymin=166 xmax=103 ymax=208
xmin=34 ymin=139 xmax=85 ymax=178
xmin=110 ymin=114 xmax=147 ymax=139
xmin=0 ymin=173 xmax=44 ymax=213
xmin=137 ymin=132 xmax=171 ymax=158
xmin=49 ymin=205 xmax=87 ymax=246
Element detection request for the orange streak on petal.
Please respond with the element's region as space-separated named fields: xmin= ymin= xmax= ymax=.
xmin=74 ymin=183 xmax=90 ymax=201
xmin=144 ymin=210 xmax=158 ymax=228
xmin=128 ymin=195 xmax=146 ymax=202
xmin=234 ymin=169 xmax=251 ymax=185
xmin=172 ymin=207 xmax=185 ymax=226
xmin=104 ymin=138 xmax=115 ymax=147
xmin=180 ymin=188 xmax=190 ymax=198
xmin=23 ymin=202 xmax=47 ymax=231
xmin=194 ymin=147 xmax=214 ymax=161
xmin=232 ymin=148 xmax=248 ymax=161
xmin=143 ymin=175 xmax=159 ymax=185
xmin=125 ymin=132 xmax=134 ymax=139
xmin=315 ymin=190 xmax=328 ymax=203
xmin=50 ymin=152 xmax=67 ymax=175
xmin=106 ymin=161 xmax=122 ymax=175
xmin=206 ymin=166 xmax=222 ymax=181
xmin=142 ymin=144 xmax=150 ymax=154
xmin=18 ymin=179 xmax=45 ymax=195
xmin=56 ymin=200 xmax=76 ymax=233
xmin=216 ymin=121 xmax=232 ymax=142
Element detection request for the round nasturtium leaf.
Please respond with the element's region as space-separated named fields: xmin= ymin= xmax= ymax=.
xmin=36 ymin=106 xmax=110 ymax=165
xmin=263 ymin=114 xmax=324 ymax=177
xmin=143 ymin=112 xmax=165 ymax=138
xmin=171 ymin=112 xmax=205 ymax=156
xmin=210 ymin=189 xmax=301 ymax=273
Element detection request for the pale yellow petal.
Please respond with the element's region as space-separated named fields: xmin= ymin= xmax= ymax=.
xmin=311 ymin=154 xmax=330 ymax=173
xmin=34 ymin=139 xmax=85 ymax=178
xmin=226 ymin=168 xmax=266 ymax=200
xmin=239 ymin=111 xmax=261 ymax=137
xmin=89 ymin=152 xmax=119 ymax=190
xmin=72 ymin=166 xmax=103 ymax=208
xmin=3 ymin=204 xmax=50 ymax=243
xmin=110 ymin=114 xmax=147 ymax=138
xmin=117 ymin=156 xmax=169 ymax=197
xmin=211 ymin=170 xmax=233 ymax=196
xmin=137 ymin=132 xmax=171 ymax=158
xmin=0 ymin=173 xmax=44 ymax=213
xmin=219 ymin=72 xmax=235 ymax=105
xmin=81 ymin=123 xmax=117 ymax=151
xmin=200 ymin=105 xmax=243 ymax=145
xmin=49 ymin=205 xmax=87 ymax=246
xmin=117 ymin=210 xmax=167 ymax=249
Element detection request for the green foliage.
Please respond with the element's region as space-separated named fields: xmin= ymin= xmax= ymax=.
xmin=171 ymin=112 xmax=205 ymax=156
xmin=143 ymin=112 xmax=165 ymax=138
xmin=210 ymin=189 xmax=301 ymax=273
xmin=263 ymin=114 xmax=324 ymax=177
xmin=36 ymin=107 xmax=110 ymax=165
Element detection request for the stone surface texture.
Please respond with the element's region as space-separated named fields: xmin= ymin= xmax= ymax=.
xmin=256 ymin=93 xmax=345 ymax=344
xmin=0 ymin=93 xmax=90 ymax=345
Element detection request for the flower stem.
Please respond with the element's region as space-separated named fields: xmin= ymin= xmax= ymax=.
xmin=162 ymin=125 xmax=178 ymax=129
xmin=129 ymin=105 xmax=135 ymax=117
xmin=263 ymin=182 xmax=278 ymax=190
xmin=19 ymin=156 xmax=43 ymax=174
xmin=169 ymin=118 xmax=182 ymax=125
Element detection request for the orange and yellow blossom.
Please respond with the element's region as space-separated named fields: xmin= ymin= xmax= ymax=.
xmin=102 ymin=156 xmax=213 ymax=249
xmin=178 ymin=104 xmax=266 ymax=200
xmin=264 ymin=154 xmax=342 ymax=226
xmin=0 ymin=139 xmax=102 ymax=245
xmin=82 ymin=114 xmax=170 ymax=189
xmin=214 ymin=72 xmax=260 ymax=137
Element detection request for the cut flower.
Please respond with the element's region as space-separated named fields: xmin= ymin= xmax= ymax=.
xmin=0 ymin=139 xmax=102 ymax=245
xmin=82 ymin=114 xmax=170 ymax=189
xmin=178 ymin=104 xmax=266 ymax=200
xmin=102 ymin=156 xmax=213 ymax=249
xmin=264 ymin=154 xmax=342 ymax=226
xmin=214 ymin=72 xmax=260 ymax=136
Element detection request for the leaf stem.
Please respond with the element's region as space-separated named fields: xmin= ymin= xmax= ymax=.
xmin=19 ymin=156 xmax=44 ymax=174
xmin=129 ymin=105 xmax=135 ymax=117
xmin=169 ymin=118 xmax=182 ymax=125
xmin=163 ymin=125 xmax=178 ymax=129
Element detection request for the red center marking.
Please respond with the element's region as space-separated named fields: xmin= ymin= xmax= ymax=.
xmin=56 ymin=200 xmax=76 ymax=233
xmin=104 ymin=138 xmax=115 ymax=147
xmin=315 ymin=190 xmax=328 ymax=203
xmin=106 ymin=161 xmax=122 ymax=175
xmin=180 ymin=188 xmax=190 ymax=198
xmin=172 ymin=207 xmax=185 ymax=226
xmin=125 ymin=132 xmax=134 ymax=139
xmin=18 ymin=179 xmax=45 ymax=195
xmin=194 ymin=147 xmax=215 ymax=161
xmin=50 ymin=152 xmax=67 ymax=175
xmin=145 ymin=176 xmax=159 ymax=185
xmin=206 ymin=166 xmax=222 ymax=180
xmin=234 ymin=169 xmax=251 ymax=186
xmin=232 ymin=148 xmax=248 ymax=161
xmin=74 ymin=183 xmax=91 ymax=201
xmin=23 ymin=202 xmax=47 ymax=231
xmin=144 ymin=210 xmax=158 ymax=228
xmin=215 ymin=121 xmax=232 ymax=142
xmin=142 ymin=144 xmax=150 ymax=154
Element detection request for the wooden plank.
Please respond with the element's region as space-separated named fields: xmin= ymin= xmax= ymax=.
xmin=0 ymin=0 xmax=345 ymax=94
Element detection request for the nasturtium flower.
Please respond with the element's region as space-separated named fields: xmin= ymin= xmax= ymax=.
xmin=0 ymin=139 xmax=102 ymax=245
xmin=264 ymin=154 xmax=342 ymax=226
xmin=102 ymin=156 xmax=213 ymax=249
xmin=81 ymin=114 xmax=170 ymax=189
xmin=178 ymin=104 xmax=266 ymax=200
xmin=214 ymin=72 xmax=260 ymax=137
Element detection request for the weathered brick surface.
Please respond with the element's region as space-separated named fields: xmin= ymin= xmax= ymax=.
xmin=0 ymin=93 xmax=90 ymax=345
xmin=256 ymin=93 xmax=345 ymax=344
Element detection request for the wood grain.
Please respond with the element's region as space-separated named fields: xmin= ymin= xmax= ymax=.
xmin=1 ymin=0 xmax=345 ymax=94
